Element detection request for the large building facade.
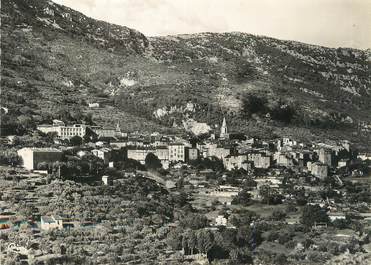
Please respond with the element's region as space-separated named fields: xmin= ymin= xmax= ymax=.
xmin=318 ymin=148 xmax=333 ymax=167
xmin=308 ymin=162 xmax=328 ymax=179
xmin=17 ymin=148 xmax=63 ymax=170
xmin=248 ymin=153 xmax=271 ymax=169
xmin=37 ymin=124 xmax=87 ymax=140
xmin=169 ymin=143 xmax=185 ymax=162
xmin=127 ymin=148 xmax=153 ymax=164
xmin=223 ymin=154 xmax=248 ymax=171
xmin=57 ymin=124 xmax=87 ymax=139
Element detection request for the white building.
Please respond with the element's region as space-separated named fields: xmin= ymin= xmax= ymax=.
xmin=127 ymin=148 xmax=153 ymax=164
xmin=58 ymin=124 xmax=87 ymax=139
xmin=223 ymin=155 xmax=248 ymax=171
xmin=169 ymin=143 xmax=185 ymax=162
xmin=337 ymin=159 xmax=349 ymax=168
xmin=91 ymin=123 xmax=125 ymax=138
xmin=40 ymin=216 xmax=63 ymax=231
xmin=210 ymin=185 xmax=241 ymax=197
xmin=328 ymin=213 xmax=346 ymax=222
xmin=204 ymin=143 xmax=231 ymax=160
xmin=248 ymin=153 xmax=271 ymax=169
xmin=17 ymin=148 xmax=63 ymax=170
xmin=277 ymin=137 xmax=297 ymax=151
xmin=102 ymin=175 xmax=113 ymax=185
xmin=275 ymin=152 xmax=294 ymax=167
xmin=92 ymin=148 xmax=111 ymax=164
xmin=88 ymin=103 xmax=100 ymax=108
xmin=318 ymin=148 xmax=333 ymax=167
xmin=215 ymin=215 xmax=228 ymax=226
xmin=37 ymin=124 xmax=60 ymax=134
xmin=308 ymin=162 xmax=328 ymax=179
xmin=155 ymin=147 xmax=170 ymax=161
xmin=37 ymin=123 xmax=87 ymax=140
xmin=358 ymin=153 xmax=371 ymax=161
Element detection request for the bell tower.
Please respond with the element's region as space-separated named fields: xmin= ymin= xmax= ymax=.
xmin=220 ymin=117 xmax=229 ymax=139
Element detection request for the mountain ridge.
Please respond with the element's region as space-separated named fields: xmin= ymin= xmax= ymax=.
xmin=1 ymin=0 xmax=370 ymax=148
xmin=152 ymin=31 xmax=370 ymax=52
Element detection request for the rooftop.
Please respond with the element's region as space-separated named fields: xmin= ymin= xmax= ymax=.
xmin=41 ymin=216 xmax=56 ymax=223
xmin=18 ymin=147 xmax=62 ymax=153
xmin=169 ymin=143 xmax=184 ymax=146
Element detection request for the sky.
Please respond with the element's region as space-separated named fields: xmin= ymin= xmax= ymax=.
xmin=53 ymin=0 xmax=371 ymax=49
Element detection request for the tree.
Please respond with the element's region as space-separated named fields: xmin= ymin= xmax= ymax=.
xmin=230 ymin=248 xmax=253 ymax=264
xmin=69 ymin=135 xmax=82 ymax=146
xmin=166 ymin=228 xmax=183 ymax=250
xmin=196 ymin=229 xmax=214 ymax=254
xmin=259 ymin=185 xmax=283 ymax=205
xmin=46 ymin=131 xmax=58 ymax=141
xmin=0 ymin=151 xmax=22 ymax=166
xmin=114 ymin=159 xmax=145 ymax=171
xmin=17 ymin=115 xmax=35 ymax=131
xmin=271 ymin=210 xmax=287 ymax=221
xmin=301 ymin=204 xmax=329 ymax=227
xmin=231 ymin=189 xmax=252 ymax=205
xmin=56 ymin=107 xmax=73 ymax=123
xmin=145 ymin=153 xmax=162 ymax=170
xmin=235 ymin=59 xmax=256 ymax=82
xmin=236 ymin=225 xmax=262 ymax=249
xmin=229 ymin=210 xmax=258 ymax=227
xmin=243 ymin=177 xmax=257 ymax=189
xmin=270 ymin=101 xmax=296 ymax=124
xmin=180 ymin=213 xmax=208 ymax=230
xmin=83 ymin=127 xmax=98 ymax=143
xmin=182 ymin=230 xmax=197 ymax=255
xmin=274 ymin=253 xmax=288 ymax=265
xmin=190 ymin=157 xmax=224 ymax=172
xmin=242 ymin=94 xmax=268 ymax=117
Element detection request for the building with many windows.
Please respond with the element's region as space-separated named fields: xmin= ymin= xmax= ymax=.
xmin=155 ymin=146 xmax=170 ymax=161
xmin=223 ymin=154 xmax=248 ymax=171
xmin=37 ymin=123 xmax=87 ymax=140
xmin=248 ymin=153 xmax=271 ymax=169
xmin=318 ymin=148 xmax=333 ymax=167
xmin=127 ymin=148 xmax=153 ymax=164
xmin=169 ymin=143 xmax=185 ymax=162
xmin=186 ymin=147 xmax=199 ymax=161
xmin=57 ymin=124 xmax=87 ymax=139
xmin=308 ymin=162 xmax=328 ymax=179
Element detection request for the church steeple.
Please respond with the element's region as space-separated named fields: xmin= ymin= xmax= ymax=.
xmin=116 ymin=122 xmax=121 ymax=132
xmin=220 ymin=117 xmax=229 ymax=139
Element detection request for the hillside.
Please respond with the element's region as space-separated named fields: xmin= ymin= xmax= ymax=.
xmin=1 ymin=0 xmax=370 ymax=146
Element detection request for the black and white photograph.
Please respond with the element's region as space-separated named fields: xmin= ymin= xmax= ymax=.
xmin=0 ymin=0 xmax=370 ymax=264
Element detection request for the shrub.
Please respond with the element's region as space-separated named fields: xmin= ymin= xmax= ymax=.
xmin=271 ymin=210 xmax=287 ymax=221
xmin=301 ymin=204 xmax=329 ymax=227
xmin=145 ymin=153 xmax=162 ymax=170
xmin=69 ymin=135 xmax=83 ymax=146
xmin=267 ymin=231 xmax=279 ymax=242
xmin=270 ymin=102 xmax=296 ymax=123
xmin=274 ymin=253 xmax=287 ymax=265
xmin=278 ymin=232 xmax=292 ymax=244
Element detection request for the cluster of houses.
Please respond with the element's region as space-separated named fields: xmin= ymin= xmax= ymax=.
xmin=3 ymin=117 xmax=370 ymax=238
xmin=15 ymin=118 xmax=363 ymax=182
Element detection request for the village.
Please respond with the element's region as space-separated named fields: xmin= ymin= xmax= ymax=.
xmin=0 ymin=115 xmax=370 ymax=264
